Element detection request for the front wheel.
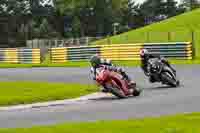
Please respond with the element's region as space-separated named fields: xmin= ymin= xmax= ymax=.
xmin=132 ymin=88 xmax=141 ymax=96
xmin=161 ymin=72 xmax=177 ymax=87
xmin=105 ymin=82 xmax=126 ymax=99
xmin=110 ymin=87 xmax=126 ymax=99
xmin=176 ymin=80 xmax=180 ymax=87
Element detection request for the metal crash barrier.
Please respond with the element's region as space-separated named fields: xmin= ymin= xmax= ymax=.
xmin=50 ymin=42 xmax=193 ymax=63
xmin=0 ymin=48 xmax=41 ymax=64
xmin=143 ymin=42 xmax=192 ymax=59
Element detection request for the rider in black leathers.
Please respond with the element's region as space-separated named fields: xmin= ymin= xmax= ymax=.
xmin=140 ymin=49 xmax=176 ymax=83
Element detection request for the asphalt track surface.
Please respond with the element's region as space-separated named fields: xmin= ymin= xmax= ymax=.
xmin=0 ymin=65 xmax=200 ymax=128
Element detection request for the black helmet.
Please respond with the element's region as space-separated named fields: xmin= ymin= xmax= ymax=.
xmin=90 ymin=54 xmax=101 ymax=67
xmin=140 ymin=49 xmax=149 ymax=59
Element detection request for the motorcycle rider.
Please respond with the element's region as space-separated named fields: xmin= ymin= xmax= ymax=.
xmin=140 ymin=49 xmax=176 ymax=83
xmin=90 ymin=54 xmax=133 ymax=95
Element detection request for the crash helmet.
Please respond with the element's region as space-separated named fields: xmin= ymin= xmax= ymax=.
xmin=140 ymin=48 xmax=150 ymax=59
xmin=90 ymin=54 xmax=101 ymax=67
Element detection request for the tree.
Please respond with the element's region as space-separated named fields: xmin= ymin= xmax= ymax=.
xmin=140 ymin=0 xmax=166 ymax=24
xmin=180 ymin=0 xmax=200 ymax=11
xmin=165 ymin=0 xmax=179 ymax=17
xmin=0 ymin=0 xmax=7 ymax=14
xmin=119 ymin=0 xmax=144 ymax=30
xmin=0 ymin=0 xmax=31 ymax=15
xmin=55 ymin=0 xmax=129 ymax=37
xmin=71 ymin=15 xmax=81 ymax=37
xmin=30 ymin=0 xmax=55 ymax=16
xmin=139 ymin=0 xmax=182 ymax=24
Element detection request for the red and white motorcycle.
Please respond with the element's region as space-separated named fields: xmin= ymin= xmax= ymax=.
xmin=91 ymin=65 xmax=141 ymax=98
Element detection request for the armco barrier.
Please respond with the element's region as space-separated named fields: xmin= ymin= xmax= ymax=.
xmin=50 ymin=46 xmax=101 ymax=63
xmin=143 ymin=42 xmax=192 ymax=59
xmin=50 ymin=48 xmax=67 ymax=63
xmin=67 ymin=46 xmax=101 ymax=61
xmin=50 ymin=42 xmax=193 ymax=63
xmin=100 ymin=44 xmax=143 ymax=60
xmin=0 ymin=48 xmax=41 ymax=64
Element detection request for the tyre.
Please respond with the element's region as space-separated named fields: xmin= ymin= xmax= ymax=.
xmin=110 ymin=87 xmax=126 ymax=99
xmin=161 ymin=72 xmax=177 ymax=87
xmin=132 ymin=88 xmax=141 ymax=96
xmin=176 ymin=80 xmax=180 ymax=87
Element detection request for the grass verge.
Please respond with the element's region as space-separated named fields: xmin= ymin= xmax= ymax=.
xmin=0 ymin=82 xmax=98 ymax=106
xmin=0 ymin=61 xmax=90 ymax=68
xmin=1 ymin=113 xmax=200 ymax=132
xmin=0 ymin=59 xmax=199 ymax=68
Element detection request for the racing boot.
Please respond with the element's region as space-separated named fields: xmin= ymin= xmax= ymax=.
xmin=101 ymin=88 xmax=109 ymax=93
xmin=101 ymin=85 xmax=110 ymax=93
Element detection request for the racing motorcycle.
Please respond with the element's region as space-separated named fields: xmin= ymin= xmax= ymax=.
xmin=91 ymin=65 xmax=141 ymax=98
xmin=147 ymin=58 xmax=180 ymax=87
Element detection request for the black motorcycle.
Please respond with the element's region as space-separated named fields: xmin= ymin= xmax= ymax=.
xmin=147 ymin=58 xmax=180 ymax=87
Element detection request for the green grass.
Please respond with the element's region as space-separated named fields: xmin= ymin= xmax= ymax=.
xmin=41 ymin=52 xmax=51 ymax=64
xmin=92 ymin=8 xmax=200 ymax=58
xmin=0 ymin=59 xmax=199 ymax=68
xmin=1 ymin=113 xmax=200 ymax=132
xmin=0 ymin=61 xmax=90 ymax=68
xmin=0 ymin=82 xmax=98 ymax=106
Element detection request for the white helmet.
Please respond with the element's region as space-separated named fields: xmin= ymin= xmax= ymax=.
xmin=140 ymin=49 xmax=149 ymax=58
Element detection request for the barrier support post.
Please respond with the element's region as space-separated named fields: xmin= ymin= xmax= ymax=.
xmin=191 ymin=30 xmax=195 ymax=59
xmin=168 ymin=32 xmax=171 ymax=42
